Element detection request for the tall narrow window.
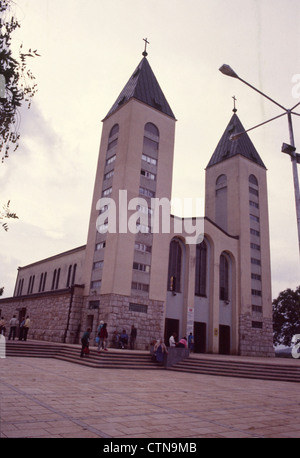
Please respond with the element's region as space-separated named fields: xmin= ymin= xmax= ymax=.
xmin=219 ymin=254 xmax=229 ymax=301
xmin=167 ymin=239 xmax=182 ymax=293
xmin=195 ymin=240 xmax=207 ymax=296
xmin=215 ymin=174 xmax=227 ymax=231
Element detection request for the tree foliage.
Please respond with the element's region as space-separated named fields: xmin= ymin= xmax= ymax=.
xmin=273 ymin=286 xmax=300 ymax=346
xmin=1 ymin=199 xmax=18 ymax=231
xmin=0 ymin=0 xmax=39 ymax=162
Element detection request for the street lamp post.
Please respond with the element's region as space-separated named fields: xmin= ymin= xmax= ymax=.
xmin=219 ymin=64 xmax=300 ymax=257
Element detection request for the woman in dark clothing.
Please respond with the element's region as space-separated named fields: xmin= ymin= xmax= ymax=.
xmin=80 ymin=328 xmax=91 ymax=357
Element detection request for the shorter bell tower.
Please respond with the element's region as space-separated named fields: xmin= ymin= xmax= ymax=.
xmin=205 ymin=108 xmax=274 ymax=356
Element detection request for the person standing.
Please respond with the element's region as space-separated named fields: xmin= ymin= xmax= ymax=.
xmin=97 ymin=320 xmax=104 ymax=351
xmin=23 ymin=316 xmax=30 ymax=341
xmin=188 ymin=332 xmax=194 ymax=352
xmin=130 ymin=324 xmax=137 ymax=350
xmin=19 ymin=317 xmax=25 ymax=341
xmin=99 ymin=323 xmax=108 ymax=351
xmin=0 ymin=317 xmax=6 ymax=336
xmin=8 ymin=315 xmax=18 ymax=340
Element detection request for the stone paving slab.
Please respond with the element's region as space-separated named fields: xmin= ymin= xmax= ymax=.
xmin=0 ymin=357 xmax=300 ymax=439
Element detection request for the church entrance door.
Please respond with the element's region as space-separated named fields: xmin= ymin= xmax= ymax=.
xmin=194 ymin=322 xmax=206 ymax=353
xmin=164 ymin=318 xmax=179 ymax=347
xmin=219 ymin=325 xmax=230 ymax=354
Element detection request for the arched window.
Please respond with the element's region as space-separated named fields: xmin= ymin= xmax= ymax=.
xmin=249 ymin=174 xmax=258 ymax=186
xmin=109 ymin=124 xmax=119 ymax=138
xmin=167 ymin=239 xmax=182 ymax=293
xmin=195 ymin=240 xmax=207 ymax=296
xmin=219 ymin=254 xmax=229 ymax=301
xmin=143 ymin=123 xmax=159 ymax=161
xmin=215 ymin=174 xmax=227 ymax=231
xmin=144 ymin=122 xmax=159 ymax=138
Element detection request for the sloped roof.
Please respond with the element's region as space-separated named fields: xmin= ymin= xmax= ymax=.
xmin=104 ymin=57 xmax=175 ymax=120
xmin=206 ymin=113 xmax=266 ymax=169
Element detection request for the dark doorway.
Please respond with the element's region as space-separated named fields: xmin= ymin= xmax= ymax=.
xmin=194 ymin=322 xmax=206 ymax=353
xmin=86 ymin=315 xmax=94 ymax=333
xmin=164 ymin=318 xmax=179 ymax=346
xmin=219 ymin=325 xmax=230 ymax=355
xmin=18 ymin=307 xmax=26 ymax=339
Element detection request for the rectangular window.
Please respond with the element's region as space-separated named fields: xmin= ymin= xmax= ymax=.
xmin=136 ymin=223 xmax=151 ymax=233
xmin=96 ymin=242 xmax=106 ymax=250
xmin=91 ymin=280 xmax=101 ymax=289
xmin=141 ymin=169 xmax=156 ymax=180
xmin=251 ymin=258 xmax=261 ymax=266
xmin=137 ymin=204 xmax=153 ymax=215
xmin=106 ymin=155 xmax=116 ymax=166
xmin=131 ymin=282 xmax=149 ymax=292
xmin=251 ymin=289 xmax=262 ymax=296
xmin=139 ymin=186 xmax=155 ymax=198
xmin=129 ymin=303 xmax=148 ymax=313
xmin=104 ymin=170 xmax=114 ymax=180
xmin=252 ymin=321 xmax=263 ymax=329
xmin=251 ymin=273 xmax=261 ymax=281
xmin=249 ymin=200 xmax=259 ymax=209
xmin=250 ymin=214 xmax=260 ymax=222
xmin=133 ymin=262 xmax=150 ymax=273
xmin=142 ymin=153 xmax=157 ymax=166
xmin=102 ymin=187 xmax=112 ymax=197
xmin=250 ymin=228 xmax=260 ymax=237
xmin=252 ymin=304 xmax=263 ymax=313
xmin=250 ymin=243 xmax=261 ymax=251
xmin=93 ymin=261 xmax=103 ymax=269
xmin=89 ymin=300 xmax=100 ymax=309
xmin=134 ymin=242 xmax=152 ymax=253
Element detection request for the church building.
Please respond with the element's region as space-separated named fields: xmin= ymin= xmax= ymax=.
xmin=0 ymin=48 xmax=274 ymax=357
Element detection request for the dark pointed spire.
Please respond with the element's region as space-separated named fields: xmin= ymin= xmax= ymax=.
xmin=104 ymin=56 xmax=175 ymax=120
xmin=206 ymin=113 xmax=266 ymax=169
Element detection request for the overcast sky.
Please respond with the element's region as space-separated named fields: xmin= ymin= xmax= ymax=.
xmin=0 ymin=0 xmax=299 ymax=298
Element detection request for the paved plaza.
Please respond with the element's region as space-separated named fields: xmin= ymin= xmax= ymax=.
xmin=0 ymin=355 xmax=300 ymax=439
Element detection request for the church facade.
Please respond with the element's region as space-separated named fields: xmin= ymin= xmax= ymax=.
xmin=0 ymin=52 xmax=274 ymax=356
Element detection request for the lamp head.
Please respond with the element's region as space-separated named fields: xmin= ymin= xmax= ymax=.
xmin=219 ymin=64 xmax=239 ymax=79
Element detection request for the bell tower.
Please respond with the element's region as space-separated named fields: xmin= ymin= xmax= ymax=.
xmin=82 ymin=48 xmax=176 ymax=348
xmin=205 ymin=109 xmax=274 ymax=356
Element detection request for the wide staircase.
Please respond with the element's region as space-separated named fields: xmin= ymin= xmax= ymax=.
xmin=5 ymin=340 xmax=300 ymax=382
xmin=5 ymin=340 xmax=161 ymax=370
xmin=169 ymin=354 xmax=300 ymax=383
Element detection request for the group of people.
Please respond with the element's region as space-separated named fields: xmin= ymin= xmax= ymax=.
xmin=80 ymin=322 xmax=138 ymax=357
xmin=169 ymin=332 xmax=194 ymax=351
xmin=0 ymin=315 xmax=30 ymax=341
xmin=153 ymin=331 xmax=194 ymax=364
xmin=112 ymin=325 xmax=137 ymax=349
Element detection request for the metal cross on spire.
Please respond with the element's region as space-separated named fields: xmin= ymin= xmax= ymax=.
xmin=142 ymin=38 xmax=150 ymax=57
xmin=232 ymin=95 xmax=237 ymax=113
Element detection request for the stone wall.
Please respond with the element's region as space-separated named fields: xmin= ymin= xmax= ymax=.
xmin=239 ymin=313 xmax=274 ymax=357
xmin=82 ymin=293 xmax=165 ymax=350
xmin=0 ymin=286 xmax=84 ymax=344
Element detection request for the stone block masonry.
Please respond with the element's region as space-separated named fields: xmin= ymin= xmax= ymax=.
xmin=82 ymin=293 xmax=165 ymax=350
xmin=0 ymin=286 xmax=84 ymax=344
xmin=239 ymin=313 xmax=274 ymax=357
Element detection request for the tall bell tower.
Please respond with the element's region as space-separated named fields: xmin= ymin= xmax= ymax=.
xmin=82 ymin=45 xmax=176 ymax=348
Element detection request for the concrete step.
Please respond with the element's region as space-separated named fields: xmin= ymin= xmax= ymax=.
xmin=169 ymin=356 xmax=300 ymax=382
xmin=5 ymin=341 xmax=162 ymax=370
xmin=6 ymin=341 xmax=300 ymax=382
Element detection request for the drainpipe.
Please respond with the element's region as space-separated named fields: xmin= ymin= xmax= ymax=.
xmin=63 ymin=286 xmax=74 ymax=343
